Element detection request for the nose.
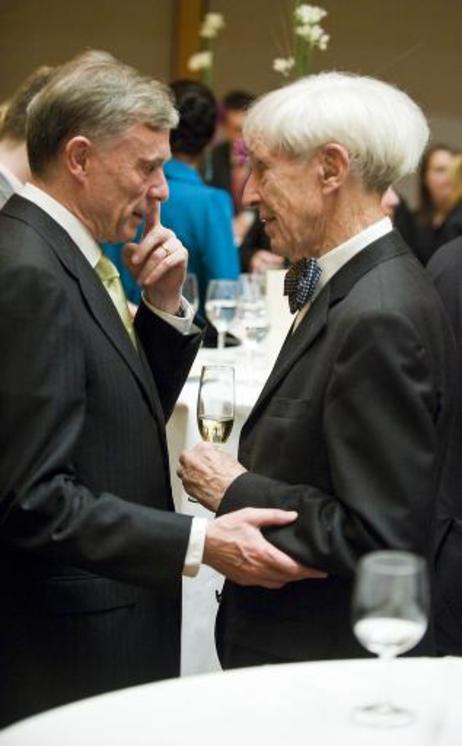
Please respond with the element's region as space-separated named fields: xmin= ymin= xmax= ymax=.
xmin=148 ymin=169 xmax=169 ymax=203
xmin=242 ymin=171 xmax=260 ymax=209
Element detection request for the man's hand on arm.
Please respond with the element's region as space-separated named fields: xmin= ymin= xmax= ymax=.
xmin=204 ymin=508 xmax=326 ymax=589
xmin=178 ymin=441 xmax=246 ymax=512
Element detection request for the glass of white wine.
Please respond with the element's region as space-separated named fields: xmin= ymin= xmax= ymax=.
xmin=352 ymin=550 xmax=429 ymax=728
xmin=197 ymin=365 xmax=235 ymax=446
xmin=205 ymin=280 xmax=238 ymax=351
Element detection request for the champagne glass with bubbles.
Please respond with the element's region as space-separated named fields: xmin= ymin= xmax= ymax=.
xmin=352 ymin=550 xmax=429 ymax=728
xmin=197 ymin=365 xmax=235 ymax=446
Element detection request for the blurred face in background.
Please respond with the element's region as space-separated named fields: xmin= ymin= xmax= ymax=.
xmin=425 ymin=148 xmax=455 ymax=209
xmin=223 ymin=109 xmax=247 ymax=144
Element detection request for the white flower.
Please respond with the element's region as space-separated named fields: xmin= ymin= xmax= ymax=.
xmin=187 ymin=51 xmax=213 ymax=72
xmin=294 ymin=4 xmax=327 ymax=26
xmin=295 ymin=22 xmax=329 ymax=50
xmin=273 ymin=57 xmax=295 ymax=77
xmin=318 ymin=33 xmax=330 ymax=51
xmin=200 ymin=12 xmax=225 ymax=38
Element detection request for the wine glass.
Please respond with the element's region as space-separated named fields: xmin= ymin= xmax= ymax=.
xmin=205 ymin=280 xmax=238 ymax=351
xmin=182 ymin=273 xmax=199 ymax=315
xmin=236 ymin=273 xmax=270 ymax=381
xmin=197 ymin=365 xmax=235 ymax=446
xmin=352 ymin=550 xmax=429 ymax=728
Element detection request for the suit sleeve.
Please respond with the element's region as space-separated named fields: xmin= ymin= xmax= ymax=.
xmin=218 ymin=312 xmax=439 ymax=576
xmin=134 ymin=301 xmax=202 ymax=421
xmin=0 ymin=262 xmax=192 ymax=591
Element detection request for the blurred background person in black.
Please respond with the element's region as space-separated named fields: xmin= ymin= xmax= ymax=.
xmin=414 ymin=144 xmax=460 ymax=264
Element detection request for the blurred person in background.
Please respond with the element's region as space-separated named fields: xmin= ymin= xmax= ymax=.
xmin=207 ymin=89 xmax=285 ymax=273
xmin=427 ymin=231 xmax=462 ymax=657
xmin=414 ymin=144 xmax=459 ymax=264
xmin=0 ymin=65 xmax=55 ymax=208
xmin=161 ymin=79 xmax=239 ymax=314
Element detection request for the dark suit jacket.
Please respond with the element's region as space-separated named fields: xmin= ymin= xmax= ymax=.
xmin=427 ymin=237 xmax=462 ymax=654
xmin=216 ymin=230 xmax=454 ymax=666
xmin=0 ymin=195 xmax=201 ymax=726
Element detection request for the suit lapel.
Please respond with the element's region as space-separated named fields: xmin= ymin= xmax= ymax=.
xmin=6 ymin=195 xmax=164 ymax=423
xmin=243 ymin=230 xmax=411 ymax=434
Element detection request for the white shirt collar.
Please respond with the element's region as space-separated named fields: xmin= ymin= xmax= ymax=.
xmin=316 ymin=216 xmax=393 ymax=293
xmin=21 ymin=183 xmax=102 ymax=268
xmin=0 ymin=163 xmax=24 ymax=193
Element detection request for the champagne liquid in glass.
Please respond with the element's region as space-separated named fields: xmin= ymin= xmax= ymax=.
xmin=197 ymin=415 xmax=234 ymax=444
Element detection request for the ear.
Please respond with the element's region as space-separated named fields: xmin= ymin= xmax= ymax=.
xmin=318 ymin=143 xmax=350 ymax=194
xmin=63 ymin=136 xmax=92 ymax=183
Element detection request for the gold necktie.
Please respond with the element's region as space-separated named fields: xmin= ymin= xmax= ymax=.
xmin=95 ymin=254 xmax=137 ymax=349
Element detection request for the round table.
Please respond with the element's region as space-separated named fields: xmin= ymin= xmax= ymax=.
xmin=0 ymin=657 xmax=458 ymax=745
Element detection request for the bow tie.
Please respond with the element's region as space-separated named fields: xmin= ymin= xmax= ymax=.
xmin=284 ymin=258 xmax=322 ymax=314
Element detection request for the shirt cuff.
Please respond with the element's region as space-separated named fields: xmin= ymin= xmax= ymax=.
xmin=183 ymin=517 xmax=208 ymax=577
xmin=142 ymin=294 xmax=194 ymax=335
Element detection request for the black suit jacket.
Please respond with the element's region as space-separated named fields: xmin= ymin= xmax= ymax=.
xmin=427 ymin=237 xmax=462 ymax=654
xmin=0 ymin=195 xmax=201 ymax=726
xmin=216 ymin=231 xmax=454 ymax=666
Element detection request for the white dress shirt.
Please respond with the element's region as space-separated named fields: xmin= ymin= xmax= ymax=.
xmin=21 ymin=183 xmax=206 ymax=576
xmin=294 ymin=217 xmax=393 ymax=329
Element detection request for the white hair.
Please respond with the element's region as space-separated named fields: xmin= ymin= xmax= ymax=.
xmin=243 ymin=72 xmax=429 ymax=191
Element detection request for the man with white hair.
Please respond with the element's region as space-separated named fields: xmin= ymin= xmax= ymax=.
xmin=179 ymin=72 xmax=455 ymax=668
xmin=0 ymin=52 xmax=319 ymax=726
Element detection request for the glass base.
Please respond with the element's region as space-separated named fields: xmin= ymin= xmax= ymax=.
xmin=353 ymin=702 xmax=414 ymax=728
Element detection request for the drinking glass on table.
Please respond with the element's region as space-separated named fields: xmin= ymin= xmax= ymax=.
xmin=205 ymin=280 xmax=238 ymax=350
xmin=236 ymin=273 xmax=270 ymax=380
xmin=352 ymin=550 xmax=429 ymax=728
xmin=182 ymin=273 xmax=199 ymax=315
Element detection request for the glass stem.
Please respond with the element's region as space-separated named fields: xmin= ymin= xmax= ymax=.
xmin=217 ymin=330 xmax=225 ymax=350
xmin=376 ymin=653 xmax=394 ymax=712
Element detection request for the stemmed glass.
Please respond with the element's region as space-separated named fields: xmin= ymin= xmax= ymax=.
xmin=205 ymin=280 xmax=238 ymax=351
xmin=197 ymin=365 xmax=235 ymax=446
xmin=352 ymin=550 xmax=429 ymax=728
xmin=236 ymin=273 xmax=270 ymax=381
xmin=182 ymin=273 xmax=199 ymax=315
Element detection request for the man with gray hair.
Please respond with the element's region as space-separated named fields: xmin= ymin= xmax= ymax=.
xmin=179 ymin=72 xmax=455 ymax=668
xmin=0 ymin=52 xmax=318 ymax=726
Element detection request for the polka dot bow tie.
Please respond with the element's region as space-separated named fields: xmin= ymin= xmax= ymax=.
xmin=284 ymin=258 xmax=322 ymax=314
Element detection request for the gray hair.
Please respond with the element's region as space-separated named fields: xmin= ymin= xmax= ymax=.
xmin=243 ymin=72 xmax=429 ymax=192
xmin=27 ymin=50 xmax=179 ymax=175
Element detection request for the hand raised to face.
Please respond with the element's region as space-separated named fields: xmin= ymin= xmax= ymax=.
xmin=123 ymin=199 xmax=188 ymax=315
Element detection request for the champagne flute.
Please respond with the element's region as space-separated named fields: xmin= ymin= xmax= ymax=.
xmin=352 ymin=550 xmax=429 ymax=727
xmin=197 ymin=365 xmax=235 ymax=446
xmin=182 ymin=273 xmax=199 ymax=315
xmin=205 ymin=280 xmax=238 ymax=351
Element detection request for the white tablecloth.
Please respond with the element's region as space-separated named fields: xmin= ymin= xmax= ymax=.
xmin=2 ymin=657 xmax=460 ymax=745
